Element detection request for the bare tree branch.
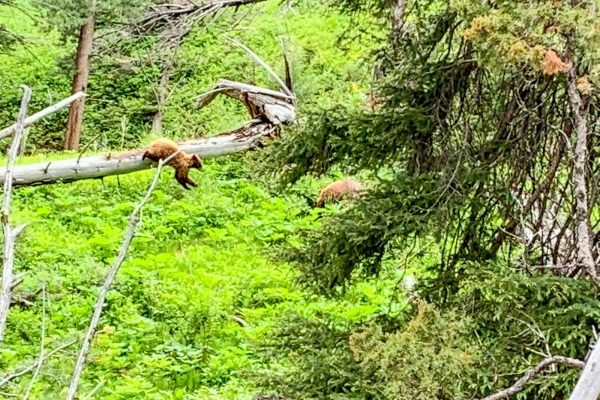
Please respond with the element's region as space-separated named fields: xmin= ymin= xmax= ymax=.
xmin=279 ymin=36 xmax=295 ymax=103
xmin=0 ymin=92 xmax=85 ymax=140
xmin=132 ymin=0 xmax=265 ymax=38
xmin=82 ymin=379 xmax=106 ymax=400
xmin=478 ymin=356 xmax=585 ymax=400
xmin=66 ymin=155 xmax=173 ymax=400
xmin=0 ymin=339 xmax=78 ymax=388
xmin=0 ymin=85 xmax=31 ymax=343
xmin=227 ymin=37 xmax=295 ymax=99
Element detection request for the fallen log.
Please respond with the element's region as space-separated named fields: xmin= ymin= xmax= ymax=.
xmin=0 ymin=121 xmax=277 ymax=187
xmin=0 ymin=64 xmax=295 ymax=187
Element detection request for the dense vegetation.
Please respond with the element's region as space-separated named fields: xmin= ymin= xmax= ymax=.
xmin=1 ymin=0 xmax=599 ymax=399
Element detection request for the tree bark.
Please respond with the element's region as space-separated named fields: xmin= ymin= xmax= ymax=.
xmin=569 ymin=339 xmax=600 ymax=400
xmin=390 ymin=0 xmax=407 ymax=37
xmin=565 ymin=68 xmax=598 ymax=284
xmin=64 ymin=0 xmax=97 ymax=151
xmin=151 ymin=64 xmax=172 ymax=135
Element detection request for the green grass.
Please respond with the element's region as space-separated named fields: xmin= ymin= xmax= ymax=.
xmin=0 ymin=156 xmax=404 ymax=399
xmin=0 ymin=1 xmax=393 ymax=398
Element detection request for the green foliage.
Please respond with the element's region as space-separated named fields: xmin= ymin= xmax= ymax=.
xmin=349 ymin=303 xmax=480 ymax=400
xmin=0 ymin=157 xmax=405 ymax=399
xmin=256 ymin=313 xmax=367 ymax=400
xmin=2 ymin=0 xmax=599 ymax=399
xmin=449 ymin=265 xmax=600 ymax=399
xmin=255 ymin=266 xmax=600 ymax=400
xmin=253 ymin=0 xmax=600 ymax=398
xmin=34 ymin=0 xmax=148 ymax=39
xmin=0 ymin=2 xmax=71 ymax=150
xmin=259 ymin=0 xmax=600 ymax=294
xmin=255 ymin=302 xmax=481 ymax=400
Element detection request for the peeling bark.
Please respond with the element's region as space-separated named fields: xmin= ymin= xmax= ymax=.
xmin=565 ymin=68 xmax=598 ymax=284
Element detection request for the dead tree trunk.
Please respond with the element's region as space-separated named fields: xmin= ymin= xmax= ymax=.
xmin=390 ymin=0 xmax=407 ymax=41
xmin=64 ymin=0 xmax=97 ymax=151
xmin=569 ymin=338 xmax=600 ymax=400
xmin=566 ymin=68 xmax=598 ymax=284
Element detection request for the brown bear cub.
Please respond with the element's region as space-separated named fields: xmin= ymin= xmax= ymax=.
xmin=142 ymin=138 xmax=203 ymax=190
xmin=316 ymin=178 xmax=363 ymax=207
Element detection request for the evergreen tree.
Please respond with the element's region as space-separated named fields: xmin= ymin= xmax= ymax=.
xmin=262 ymin=0 xmax=600 ymax=296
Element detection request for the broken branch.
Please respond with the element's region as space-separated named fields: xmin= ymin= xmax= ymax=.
xmin=0 ymin=339 xmax=78 ymax=388
xmin=133 ymin=0 xmax=265 ymax=37
xmin=478 ymin=356 xmax=584 ymax=400
xmin=0 ymin=92 xmax=85 ymax=140
xmin=0 ymin=85 xmax=31 ymax=343
xmin=195 ymin=79 xmax=295 ymax=124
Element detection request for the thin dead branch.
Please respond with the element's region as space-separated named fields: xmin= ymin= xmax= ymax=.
xmin=0 ymin=339 xmax=78 ymax=388
xmin=478 ymin=356 xmax=585 ymax=400
xmin=82 ymin=379 xmax=106 ymax=400
xmin=279 ymin=37 xmax=294 ymax=100
xmin=132 ymin=0 xmax=265 ymax=39
xmin=0 ymin=85 xmax=31 ymax=343
xmin=227 ymin=37 xmax=295 ymax=99
xmin=66 ymin=155 xmax=174 ymax=400
xmin=0 ymin=92 xmax=85 ymax=140
xmin=22 ymin=284 xmax=46 ymax=400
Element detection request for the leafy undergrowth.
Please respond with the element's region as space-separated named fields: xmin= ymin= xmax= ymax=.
xmin=0 ymin=156 xmax=405 ymax=399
